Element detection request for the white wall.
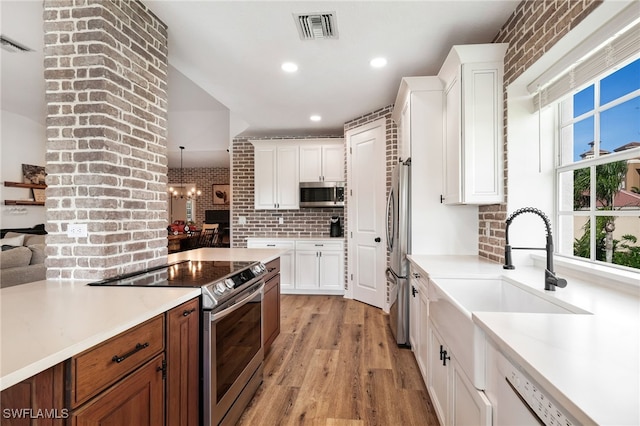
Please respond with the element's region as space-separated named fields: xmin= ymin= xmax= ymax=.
xmin=0 ymin=110 xmax=47 ymax=229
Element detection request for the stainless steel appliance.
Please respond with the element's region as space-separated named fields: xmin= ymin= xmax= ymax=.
xmin=299 ymin=181 xmax=345 ymax=207
xmin=386 ymin=158 xmax=411 ymax=347
xmin=88 ymin=259 xmax=267 ymax=426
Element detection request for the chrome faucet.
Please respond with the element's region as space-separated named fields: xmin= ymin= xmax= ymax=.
xmin=503 ymin=207 xmax=567 ymax=291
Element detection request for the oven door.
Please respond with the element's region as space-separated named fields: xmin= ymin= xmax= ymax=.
xmin=202 ymin=282 xmax=264 ymax=426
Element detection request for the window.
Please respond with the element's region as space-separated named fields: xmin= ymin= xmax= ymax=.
xmin=556 ymin=57 xmax=640 ymax=271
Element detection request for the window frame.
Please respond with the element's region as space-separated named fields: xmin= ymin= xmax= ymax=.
xmin=555 ymin=56 xmax=640 ymax=272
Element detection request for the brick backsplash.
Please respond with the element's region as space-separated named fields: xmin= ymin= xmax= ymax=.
xmin=231 ymin=136 xmax=344 ymax=247
xmin=43 ymin=0 xmax=168 ymax=279
xmin=167 ymin=167 xmax=230 ymax=227
xmin=478 ymin=0 xmax=602 ymax=263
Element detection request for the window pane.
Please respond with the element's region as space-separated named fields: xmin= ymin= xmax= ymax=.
xmin=573 ymin=116 xmax=595 ymax=162
xmin=594 ymin=216 xmax=640 ymax=269
xmin=594 ymin=161 xmax=635 ymax=209
xmin=600 ymin=58 xmax=640 ymax=105
xmin=566 ymin=167 xmax=590 ymax=211
xmin=573 ymin=84 xmax=594 ymax=117
xmin=571 ymin=216 xmax=591 ymax=260
xmin=600 ymin=97 xmax=640 ymax=154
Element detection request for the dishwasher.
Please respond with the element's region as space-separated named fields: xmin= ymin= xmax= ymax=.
xmin=484 ymin=342 xmax=581 ymax=426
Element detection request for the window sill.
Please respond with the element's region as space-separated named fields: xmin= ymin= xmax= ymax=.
xmin=530 ymin=253 xmax=640 ymax=295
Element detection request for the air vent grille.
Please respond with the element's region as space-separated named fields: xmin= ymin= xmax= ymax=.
xmin=293 ymin=12 xmax=338 ymax=40
xmin=0 ymin=35 xmax=32 ymax=53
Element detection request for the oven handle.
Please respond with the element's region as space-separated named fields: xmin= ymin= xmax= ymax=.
xmin=210 ymin=282 xmax=264 ymax=322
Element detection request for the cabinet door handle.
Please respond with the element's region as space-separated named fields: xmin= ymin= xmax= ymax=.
xmin=267 ymin=267 xmax=277 ymax=273
xmin=412 ymin=272 xmax=421 ymax=279
xmin=411 ymin=286 xmax=418 ymax=297
xmin=315 ymin=244 xmax=324 ymax=246
xmin=112 ymin=342 xmax=149 ymax=363
xmin=267 ymin=244 xmax=276 ymax=247
xmin=442 ymin=351 xmax=451 ymax=366
xmin=182 ymin=308 xmax=196 ymax=317
xmin=439 ymin=344 xmax=445 ymax=361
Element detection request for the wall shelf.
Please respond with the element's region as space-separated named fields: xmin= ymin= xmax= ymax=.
xmin=4 ymin=181 xmax=47 ymax=189
xmin=3 ymin=181 xmax=47 ymax=206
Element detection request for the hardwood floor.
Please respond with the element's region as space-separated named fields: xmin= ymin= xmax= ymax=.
xmin=237 ymin=295 xmax=440 ymax=426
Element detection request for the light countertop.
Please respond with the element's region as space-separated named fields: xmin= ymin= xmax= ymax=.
xmin=408 ymin=254 xmax=640 ymax=425
xmin=0 ymin=247 xmax=288 ymax=391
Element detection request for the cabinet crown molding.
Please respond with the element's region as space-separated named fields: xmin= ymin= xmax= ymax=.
xmin=250 ymin=138 xmax=343 ymax=147
xmin=438 ymin=43 xmax=508 ymax=86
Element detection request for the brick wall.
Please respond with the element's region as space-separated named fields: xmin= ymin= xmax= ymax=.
xmin=43 ymin=0 xmax=168 ymax=279
xmin=231 ymin=136 xmax=344 ymax=247
xmin=167 ymin=167 xmax=230 ymax=227
xmin=478 ymin=0 xmax=602 ymax=263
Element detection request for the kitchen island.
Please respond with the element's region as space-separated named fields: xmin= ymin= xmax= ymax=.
xmin=408 ymin=254 xmax=640 ymax=425
xmin=0 ymin=247 xmax=288 ymax=391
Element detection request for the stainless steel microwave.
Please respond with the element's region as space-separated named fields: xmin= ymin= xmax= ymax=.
xmin=299 ymin=181 xmax=345 ymax=208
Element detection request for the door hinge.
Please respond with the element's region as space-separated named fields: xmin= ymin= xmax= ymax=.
xmin=350 ymin=273 xmax=353 ymax=280
xmin=157 ymin=359 xmax=167 ymax=379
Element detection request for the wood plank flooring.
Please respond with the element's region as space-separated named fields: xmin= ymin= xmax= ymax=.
xmin=237 ymin=295 xmax=440 ymax=426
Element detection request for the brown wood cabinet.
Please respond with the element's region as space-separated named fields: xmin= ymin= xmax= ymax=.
xmin=70 ymin=355 xmax=165 ymax=426
xmin=0 ymin=363 xmax=66 ymax=426
xmin=68 ymin=315 xmax=165 ymax=408
xmin=1 ymin=298 xmax=202 ymax=426
xmin=263 ymin=257 xmax=281 ymax=354
xmin=166 ymin=298 xmax=200 ymax=426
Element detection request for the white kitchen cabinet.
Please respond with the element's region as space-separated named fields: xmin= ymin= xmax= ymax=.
xmin=299 ymin=141 xmax=344 ymax=182
xmin=246 ymin=239 xmax=295 ymax=292
xmin=438 ymin=43 xmax=507 ymax=205
xmin=295 ymin=240 xmax=344 ymax=293
xmin=252 ymin=142 xmax=299 ymax=210
xmin=428 ymin=318 xmax=491 ymax=426
xmin=408 ymin=270 xmax=420 ymax=352
xmin=247 ymin=238 xmax=344 ymax=294
xmin=409 ymin=267 xmax=429 ymax=380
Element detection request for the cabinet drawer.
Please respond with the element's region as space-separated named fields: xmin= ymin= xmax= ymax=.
xmin=295 ymin=241 xmax=343 ymax=251
xmin=264 ymin=257 xmax=280 ymax=282
xmin=69 ymin=315 xmax=165 ymax=407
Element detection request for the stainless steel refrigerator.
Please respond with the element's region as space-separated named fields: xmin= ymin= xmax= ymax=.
xmin=386 ymin=158 xmax=411 ymax=347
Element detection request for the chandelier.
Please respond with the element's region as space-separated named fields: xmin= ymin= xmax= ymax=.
xmin=169 ymin=146 xmax=201 ymax=199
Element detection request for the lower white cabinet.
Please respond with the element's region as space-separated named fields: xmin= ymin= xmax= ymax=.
xmin=295 ymin=241 xmax=344 ymax=293
xmin=247 ymin=238 xmax=344 ymax=294
xmin=246 ymin=239 xmax=295 ymax=291
xmin=427 ymin=319 xmax=491 ymax=426
xmin=409 ymin=268 xmax=429 ymax=380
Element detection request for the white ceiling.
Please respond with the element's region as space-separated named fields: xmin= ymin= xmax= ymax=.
xmin=1 ymin=0 xmax=519 ymax=168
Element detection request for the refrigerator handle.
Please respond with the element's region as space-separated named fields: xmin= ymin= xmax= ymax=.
xmin=386 ymin=267 xmax=407 ymax=280
xmin=386 ymin=187 xmax=395 ymax=251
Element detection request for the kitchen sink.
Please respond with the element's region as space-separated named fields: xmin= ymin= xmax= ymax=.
xmin=428 ymin=277 xmax=589 ymax=390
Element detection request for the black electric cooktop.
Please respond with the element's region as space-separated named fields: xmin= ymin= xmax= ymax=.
xmin=87 ymin=260 xmax=257 ymax=288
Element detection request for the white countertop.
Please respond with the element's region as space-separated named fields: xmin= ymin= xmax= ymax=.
xmin=0 ymin=247 xmax=288 ymax=391
xmin=408 ymin=254 xmax=640 ymax=425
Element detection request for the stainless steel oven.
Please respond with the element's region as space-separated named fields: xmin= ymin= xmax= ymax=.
xmin=202 ymin=280 xmax=264 ymax=426
xmin=87 ymin=260 xmax=268 ymax=426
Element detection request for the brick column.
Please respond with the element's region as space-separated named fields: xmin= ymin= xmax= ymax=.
xmin=43 ymin=0 xmax=169 ymax=280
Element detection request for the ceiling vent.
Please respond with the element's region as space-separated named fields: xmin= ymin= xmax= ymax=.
xmin=0 ymin=35 xmax=32 ymax=53
xmin=293 ymin=12 xmax=338 ymax=40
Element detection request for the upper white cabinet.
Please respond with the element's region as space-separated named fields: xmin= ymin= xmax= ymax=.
xmin=392 ymin=77 xmax=443 ymax=162
xmin=252 ymin=142 xmax=299 ymax=210
xmin=299 ymin=140 xmax=344 ymax=182
xmin=438 ymin=43 xmax=507 ymax=205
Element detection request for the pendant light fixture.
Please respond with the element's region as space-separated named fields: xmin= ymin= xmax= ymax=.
xmin=169 ymin=146 xmax=201 ymax=199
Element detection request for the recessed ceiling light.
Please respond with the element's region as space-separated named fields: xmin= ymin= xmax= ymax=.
xmin=370 ymin=57 xmax=388 ymax=68
xmin=281 ymin=62 xmax=298 ymax=73
xmin=310 ymin=115 xmax=322 ymax=122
